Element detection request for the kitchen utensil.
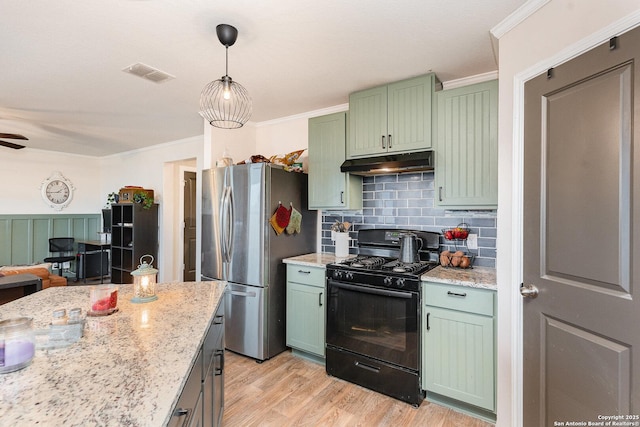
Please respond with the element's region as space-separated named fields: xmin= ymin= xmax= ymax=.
xmin=331 ymin=220 xmax=350 ymax=232
xmin=399 ymin=232 xmax=422 ymax=264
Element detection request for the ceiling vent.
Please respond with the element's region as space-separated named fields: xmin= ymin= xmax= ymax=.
xmin=122 ymin=62 xmax=175 ymax=84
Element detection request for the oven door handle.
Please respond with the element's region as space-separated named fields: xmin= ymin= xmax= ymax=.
xmin=330 ymin=281 xmax=414 ymax=299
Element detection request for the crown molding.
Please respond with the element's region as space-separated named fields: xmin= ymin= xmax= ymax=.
xmin=255 ymin=103 xmax=349 ymax=127
xmin=491 ymin=0 xmax=551 ymax=39
xmin=442 ymin=71 xmax=499 ymax=90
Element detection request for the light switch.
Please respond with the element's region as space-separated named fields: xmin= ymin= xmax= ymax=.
xmin=467 ymin=234 xmax=478 ymax=250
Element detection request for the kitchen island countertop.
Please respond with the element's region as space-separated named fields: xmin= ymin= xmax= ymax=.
xmin=0 ymin=280 xmax=226 ymax=427
xmin=421 ymin=266 xmax=497 ymax=291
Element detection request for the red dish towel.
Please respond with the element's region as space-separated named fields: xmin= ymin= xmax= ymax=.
xmin=270 ymin=203 xmax=291 ymax=235
xmin=276 ymin=204 xmax=291 ymax=228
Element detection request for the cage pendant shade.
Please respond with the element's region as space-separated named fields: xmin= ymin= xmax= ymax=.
xmin=200 ymin=75 xmax=252 ymax=129
xmin=199 ymin=24 xmax=252 ymax=129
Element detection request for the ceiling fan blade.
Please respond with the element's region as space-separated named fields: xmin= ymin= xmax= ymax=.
xmin=0 ymin=140 xmax=26 ymax=149
xmin=0 ymin=133 xmax=28 ymax=140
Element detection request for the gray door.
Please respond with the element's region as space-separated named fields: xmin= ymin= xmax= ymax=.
xmin=183 ymin=171 xmax=196 ymax=281
xmin=523 ymin=28 xmax=640 ymax=425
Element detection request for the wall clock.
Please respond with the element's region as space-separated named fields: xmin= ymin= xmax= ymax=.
xmin=41 ymin=171 xmax=75 ymax=211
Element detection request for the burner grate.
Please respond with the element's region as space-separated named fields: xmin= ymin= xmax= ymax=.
xmin=336 ymin=256 xmax=437 ymax=276
xmin=383 ymin=260 xmax=434 ymax=274
xmin=341 ymin=256 xmax=387 ymax=269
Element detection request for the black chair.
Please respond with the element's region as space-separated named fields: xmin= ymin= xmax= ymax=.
xmin=44 ymin=238 xmax=76 ymax=277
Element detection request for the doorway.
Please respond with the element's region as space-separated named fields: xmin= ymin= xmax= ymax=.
xmin=522 ymin=27 xmax=640 ymax=424
xmin=183 ymin=170 xmax=197 ymax=281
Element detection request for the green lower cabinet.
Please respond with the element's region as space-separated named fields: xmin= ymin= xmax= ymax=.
xmin=286 ymin=265 xmax=325 ymax=360
xmin=422 ymin=282 xmax=496 ymax=418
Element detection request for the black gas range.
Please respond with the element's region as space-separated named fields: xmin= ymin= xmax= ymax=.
xmin=327 ymin=229 xmax=440 ymax=290
xmin=328 ymin=256 xmax=438 ymax=292
xmin=325 ymin=229 xmax=441 ymax=406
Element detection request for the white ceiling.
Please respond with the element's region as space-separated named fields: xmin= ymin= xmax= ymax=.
xmin=0 ymin=0 xmax=526 ymax=157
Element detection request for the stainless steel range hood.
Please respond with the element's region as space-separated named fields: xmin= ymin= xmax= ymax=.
xmin=340 ymin=151 xmax=433 ymax=176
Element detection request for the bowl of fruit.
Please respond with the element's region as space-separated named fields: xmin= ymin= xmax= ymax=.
xmin=439 ymin=250 xmax=474 ymax=269
xmin=442 ymin=223 xmax=470 ymax=240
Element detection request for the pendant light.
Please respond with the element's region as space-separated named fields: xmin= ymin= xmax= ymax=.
xmin=199 ymin=24 xmax=252 ymax=129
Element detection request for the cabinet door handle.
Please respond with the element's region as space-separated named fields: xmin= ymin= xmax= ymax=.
xmin=298 ymin=270 xmax=311 ymax=274
xmin=340 ymin=191 xmax=344 ymax=204
xmin=447 ymin=291 xmax=467 ymax=298
xmin=214 ymin=349 xmax=224 ymax=375
xmin=174 ymin=408 xmax=189 ymax=417
xmin=438 ymin=186 xmax=443 ymax=202
xmin=319 ymin=292 xmax=323 ymax=307
xmin=388 ymin=134 xmax=392 ymax=148
xmin=214 ymin=314 xmax=223 ymax=325
xmin=426 ymin=312 xmax=430 ymax=331
xmin=173 ymin=408 xmax=191 ymax=427
xmin=381 ymin=135 xmax=386 ymax=149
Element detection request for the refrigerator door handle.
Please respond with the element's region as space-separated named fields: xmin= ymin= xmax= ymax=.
xmin=227 ymin=185 xmax=235 ymax=261
xmin=219 ymin=186 xmax=230 ymax=262
xmin=222 ymin=185 xmax=236 ymax=264
xmin=229 ymin=290 xmax=257 ymax=297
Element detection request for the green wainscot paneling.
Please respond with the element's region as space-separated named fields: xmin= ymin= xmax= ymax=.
xmin=0 ymin=214 xmax=101 ymax=266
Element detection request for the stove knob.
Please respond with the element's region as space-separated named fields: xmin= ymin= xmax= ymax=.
xmin=396 ymin=278 xmax=405 ymax=288
xmin=333 ymin=270 xmax=343 ymax=279
xmin=345 ymin=272 xmax=354 ymax=280
xmin=383 ymin=276 xmax=393 ymax=286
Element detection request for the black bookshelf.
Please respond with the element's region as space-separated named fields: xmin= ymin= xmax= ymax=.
xmin=110 ymin=203 xmax=158 ymax=284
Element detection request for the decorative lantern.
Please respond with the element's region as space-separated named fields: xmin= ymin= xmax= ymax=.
xmin=130 ymin=255 xmax=158 ymax=303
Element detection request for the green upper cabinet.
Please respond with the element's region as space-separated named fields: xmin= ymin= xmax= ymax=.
xmin=347 ymin=73 xmax=439 ymax=159
xmin=308 ymin=112 xmax=362 ymax=210
xmin=434 ymin=80 xmax=498 ymax=209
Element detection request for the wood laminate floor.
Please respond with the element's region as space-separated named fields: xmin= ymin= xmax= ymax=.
xmin=223 ymin=350 xmax=493 ymax=427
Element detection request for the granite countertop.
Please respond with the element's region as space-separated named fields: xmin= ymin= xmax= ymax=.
xmin=283 ymin=252 xmax=344 ymax=268
xmin=421 ymin=266 xmax=497 ymax=291
xmin=0 ymin=280 xmax=226 ymax=427
xmin=284 ymin=253 xmax=497 ymax=291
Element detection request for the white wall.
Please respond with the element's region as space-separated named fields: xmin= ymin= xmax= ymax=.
xmin=255 ymin=115 xmax=310 ymax=157
xmin=0 ymin=149 xmax=101 ymax=214
xmin=99 ymin=136 xmax=202 ymax=204
xmin=99 ymin=135 xmax=204 ymax=282
xmin=493 ymin=1 xmax=640 ymax=426
xmin=255 ymin=104 xmax=349 ymax=158
xmin=205 ymin=124 xmax=256 ymax=169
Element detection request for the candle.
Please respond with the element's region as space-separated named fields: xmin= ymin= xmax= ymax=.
xmin=0 ymin=317 xmax=35 ymax=374
xmin=4 ymin=339 xmax=35 ymax=368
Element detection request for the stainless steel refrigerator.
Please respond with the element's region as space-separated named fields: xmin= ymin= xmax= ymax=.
xmin=201 ymin=163 xmax=317 ymax=361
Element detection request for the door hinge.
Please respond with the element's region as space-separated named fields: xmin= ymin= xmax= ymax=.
xmin=547 ymin=68 xmax=554 ymax=79
xmin=609 ymin=36 xmax=618 ymax=51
